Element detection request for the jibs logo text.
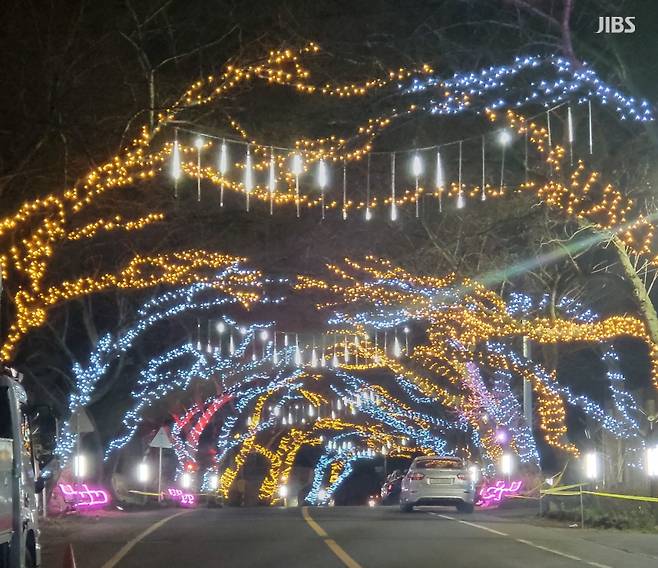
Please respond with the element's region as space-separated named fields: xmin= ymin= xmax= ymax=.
xmin=596 ymin=16 xmax=635 ymax=34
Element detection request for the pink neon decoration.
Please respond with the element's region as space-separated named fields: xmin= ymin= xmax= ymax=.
xmin=477 ymin=480 xmax=522 ymax=507
xmin=167 ymin=487 xmax=196 ymax=507
xmin=59 ymin=483 xmax=110 ymax=509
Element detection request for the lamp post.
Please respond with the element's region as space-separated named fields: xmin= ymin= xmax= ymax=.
xmin=581 ymin=451 xmax=599 ymax=528
xmin=500 ymin=452 xmax=513 ymax=482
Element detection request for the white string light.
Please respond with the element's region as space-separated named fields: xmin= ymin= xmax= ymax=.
xmin=390 ymin=153 xmax=397 ymax=221
xmin=219 ymin=139 xmax=228 ymax=207
xmin=481 ymin=136 xmax=486 ymax=202
xmin=412 ymin=153 xmax=423 ymax=218
xmin=365 ymin=154 xmax=372 ymax=221
xmin=393 ymin=334 xmax=402 ymax=358
xmin=269 ymin=148 xmax=276 ymax=215
xmin=171 ymin=138 xmax=181 ymax=200
xmin=499 ymin=132 xmax=507 ymax=193
xmin=294 ymin=333 xmax=302 ymax=366
xmin=195 ymin=137 xmax=204 ymax=202
xmin=435 ymin=150 xmax=444 ymax=213
xmin=456 ymin=141 xmax=464 ymax=209
xmin=317 ymin=159 xmax=328 ymax=220
xmin=292 ymin=153 xmax=303 ymax=218
xmin=547 ymin=110 xmax=553 ymax=177
xmin=567 ymin=105 xmax=574 ymax=166
xmin=342 ymin=160 xmax=347 ymax=220
xmin=244 ymin=146 xmax=253 ymax=212
xmin=588 ymin=100 xmax=593 ymax=155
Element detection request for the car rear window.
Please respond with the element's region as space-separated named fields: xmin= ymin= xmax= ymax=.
xmin=413 ymin=458 xmax=463 ymax=470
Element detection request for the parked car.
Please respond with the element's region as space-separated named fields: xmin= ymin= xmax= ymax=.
xmin=399 ymin=456 xmax=475 ymax=513
xmin=380 ymin=470 xmax=405 ymax=505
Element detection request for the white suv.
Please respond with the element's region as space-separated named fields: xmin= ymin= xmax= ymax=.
xmin=400 ymin=456 xmax=475 ymax=513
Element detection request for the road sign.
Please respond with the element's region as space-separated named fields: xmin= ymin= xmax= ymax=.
xmin=149 ymin=427 xmax=172 ymax=448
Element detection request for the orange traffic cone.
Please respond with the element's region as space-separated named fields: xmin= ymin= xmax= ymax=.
xmin=62 ymin=543 xmax=77 ymax=568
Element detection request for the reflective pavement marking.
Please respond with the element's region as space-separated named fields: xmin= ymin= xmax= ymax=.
xmin=431 ymin=512 xmax=509 ymax=536
xmin=100 ymin=510 xmax=192 ymax=568
xmin=516 ymin=538 xmax=582 ymax=561
xmin=301 ymin=507 xmax=363 ymax=568
xmin=430 ymin=512 xmax=614 ymax=568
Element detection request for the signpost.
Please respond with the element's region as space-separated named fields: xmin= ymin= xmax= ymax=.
xmin=149 ymin=427 xmax=172 ymax=502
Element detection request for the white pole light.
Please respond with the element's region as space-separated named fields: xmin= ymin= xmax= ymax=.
xmin=278 ymin=485 xmax=288 ymax=498
xmin=209 ymin=474 xmax=219 ymax=491
xmin=498 ymin=129 xmax=513 ymax=146
xmin=584 ymin=451 xmax=599 ymax=480
xmin=647 ymin=445 xmax=658 ymax=477
xmin=137 ymin=462 xmax=150 ymax=484
xmin=181 ymin=472 xmax=192 ymax=489
xmin=73 ymin=454 xmax=87 ymax=479
xmin=500 ymin=452 xmax=513 ymax=476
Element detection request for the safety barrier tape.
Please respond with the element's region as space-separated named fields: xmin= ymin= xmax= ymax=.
xmin=540 ymin=485 xmax=658 ymax=503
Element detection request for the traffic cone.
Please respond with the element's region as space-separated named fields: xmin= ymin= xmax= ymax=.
xmin=62 ymin=543 xmax=77 ymax=568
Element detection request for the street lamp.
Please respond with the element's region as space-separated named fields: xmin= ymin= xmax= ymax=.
xmin=647 ymin=445 xmax=658 ymax=477
xmin=181 ymin=472 xmax=192 ymax=489
xmin=208 ymin=474 xmax=219 ymax=491
xmin=403 ymin=326 xmax=410 ymax=353
xmin=498 ymin=129 xmax=513 ymax=146
xmin=500 ymin=452 xmax=514 ymax=478
xmin=584 ymin=451 xmax=599 ymax=481
xmin=137 ymin=462 xmax=150 ymax=484
xmin=73 ymin=454 xmax=87 ymax=480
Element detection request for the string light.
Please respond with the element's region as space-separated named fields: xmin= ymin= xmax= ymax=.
xmin=244 ymin=146 xmax=253 ymax=212
xmin=390 ymin=154 xmax=397 ymax=221
xmin=317 ymin=159 xmax=328 ymax=220
xmin=268 ymin=148 xmax=276 ymax=215
xmin=412 ymin=154 xmax=423 ymax=218
xmin=292 ymin=153 xmax=303 ymax=218
xmin=219 ymin=139 xmax=228 ymax=206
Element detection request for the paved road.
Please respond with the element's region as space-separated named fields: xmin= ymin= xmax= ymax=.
xmin=41 ymin=506 xmax=658 ymax=568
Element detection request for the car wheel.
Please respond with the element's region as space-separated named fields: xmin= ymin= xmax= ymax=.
xmin=400 ymin=503 xmax=414 ymax=513
xmin=456 ymin=502 xmax=474 ymax=514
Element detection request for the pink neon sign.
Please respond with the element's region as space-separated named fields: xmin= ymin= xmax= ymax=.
xmin=167 ymin=487 xmax=196 ymax=507
xmin=477 ymin=480 xmax=522 ymax=507
xmin=59 ymin=483 xmax=110 ymax=509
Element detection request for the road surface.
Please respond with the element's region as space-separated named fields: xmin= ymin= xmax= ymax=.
xmin=41 ymin=506 xmax=658 ymax=568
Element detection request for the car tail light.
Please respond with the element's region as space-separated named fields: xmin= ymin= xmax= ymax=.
xmin=408 ymin=472 xmax=425 ymax=481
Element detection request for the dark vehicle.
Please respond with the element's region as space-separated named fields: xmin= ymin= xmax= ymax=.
xmin=380 ymin=470 xmax=405 ymax=505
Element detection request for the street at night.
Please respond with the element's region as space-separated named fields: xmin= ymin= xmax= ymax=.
xmin=2 ymin=1 xmax=658 ymax=567
xmin=40 ymin=506 xmax=658 ymax=568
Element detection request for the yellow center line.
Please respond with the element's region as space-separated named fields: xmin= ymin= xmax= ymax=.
xmin=101 ymin=510 xmax=192 ymax=568
xmin=301 ymin=507 xmax=363 ymax=568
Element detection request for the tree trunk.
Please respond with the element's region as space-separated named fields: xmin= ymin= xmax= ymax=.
xmin=612 ymin=235 xmax=658 ymax=344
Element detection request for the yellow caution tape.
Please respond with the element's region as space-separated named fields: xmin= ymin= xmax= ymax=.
xmin=541 ymin=482 xmax=584 ymax=494
xmin=539 ymin=486 xmax=658 ymax=503
xmin=583 ymin=490 xmax=658 ymax=503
